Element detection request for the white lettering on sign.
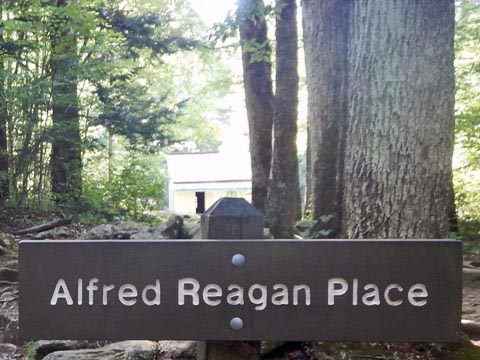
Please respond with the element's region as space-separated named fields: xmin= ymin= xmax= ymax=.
xmin=384 ymin=284 xmax=403 ymax=306
xmin=50 ymin=279 xmax=73 ymax=305
xmin=50 ymin=279 xmax=161 ymax=306
xmin=328 ymin=278 xmax=348 ymax=305
xmin=142 ymin=280 xmax=161 ymax=306
xmin=203 ymin=284 xmax=222 ymax=306
xmin=408 ymin=284 xmax=429 ymax=306
xmin=178 ymin=278 xmax=200 ymax=305
xmin=293 ymin=284 xmax=311 ymax=306
xmin=118 ymin=284 xmax=138 ymax=306
xmin=248 ymin=284 xmax=267 ymax=310
xmin=271 ymin=284 xmax=289 ymax=305
xmin=226 ymin=284 xmax=244 ymax=305
xmin=177 ymin=278 xmax=311 ymax=310
xmin=102 ymin=284 xmax=115 ymax=305
xmin=87 ymin=278 xmax=99 ymax=305
xmin=49 ymin=277 xmax=429 ymax=309
xmin=327 ymin=278 xmax=428 ymax=307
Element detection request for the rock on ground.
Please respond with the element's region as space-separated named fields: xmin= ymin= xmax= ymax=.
xmin=153 ymin=215 xmax=187 ymax=239
xmin=31 ymin=227 xmax=74 ymax=240
xmin=80 ymin=222 xmax=149 ymax=240
xmin=79 ymin=216 xmax=199 ymax=241
xmin=183 ymin=220 xmax=200 ymax=239
xmin=0 ymin=268 xmax=18 ymax=282
xmin=157 ymin=341 xmax=196 ymax=359
xmin=34 ymin=340 xmax=104 ymax=360
xmin=0 ymin=233 xmax=15 ymax=249
xmin=0 ymin=342 xmax=26 ymax=359
xmin=43 ymin=340 xmax=157 ymax=360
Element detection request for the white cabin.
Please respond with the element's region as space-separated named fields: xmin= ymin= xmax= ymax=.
xmin=166 ymin=150 xmax=252 ymax=215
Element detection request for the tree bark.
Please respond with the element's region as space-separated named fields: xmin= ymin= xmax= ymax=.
xmin=302 ymin=0 xmax=350 ymax=238
xmin=50 ymin=0 xmax=82 ymax=204
xmin=268 ymin=0 xmax=301 ymax=238
xmin=341 ymin=0 xmax=455 ymax=238
xmin=237 ymin=0 xmax=274 ymax=216
xmin=303 ymin=0 xmax=455 ymax=239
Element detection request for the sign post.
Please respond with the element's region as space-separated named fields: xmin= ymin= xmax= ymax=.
xmin=198 ymin=197 xmax=264 ymax=360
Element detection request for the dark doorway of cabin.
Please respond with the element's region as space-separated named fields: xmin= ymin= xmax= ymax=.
xmin=195 ymin=192 xmax=205 ymax=214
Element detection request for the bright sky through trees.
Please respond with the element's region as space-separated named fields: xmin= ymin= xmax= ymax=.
xmin=189 ymin=0 xmax=250 ymax=153
xmin=190 ymin=0 xmax=236 ymax=26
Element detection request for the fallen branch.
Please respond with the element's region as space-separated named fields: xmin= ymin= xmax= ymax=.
xmin=13 ymin=218 xmax=72 ymax=236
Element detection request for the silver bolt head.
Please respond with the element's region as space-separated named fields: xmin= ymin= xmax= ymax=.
xmin=230 ymin=317 xmax=244 ymax=331
xmin=232 ymin=253 xmax=246 ymax=267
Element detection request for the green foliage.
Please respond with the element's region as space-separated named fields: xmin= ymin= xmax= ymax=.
xmin=83 ymin=148 xmax=167 ymax=221
xmin=0 ymin=0 xmax=232 ymax=215
xmin=455 ymin=0 xmax=480 ymax=225
xmin=210 ymin=0 xmax=277 ymax=65
xmin=108 ymin=155 xmax=167 ymax=217
xmin=242 ymin=39 xmax=271 ymax=63
xmin=24 ymin=340 xmax=36 ymax=360
xmin=450 ymin=218 xmax=480 ymax=255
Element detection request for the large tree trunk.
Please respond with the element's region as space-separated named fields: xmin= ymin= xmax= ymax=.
xmin=50 ymin=0 xmax=82 ymax=204
xmin=237 ymin=0 xmax=274 ymax=216
xmin=302 ymin=0 xmax=350 ymax=238
xmin=341 ymin=1 xmax=455 ymax=238
xmin=268 ymin=0 xmax=301 ymax=238
xmin=303 ymin=0 xmax=455 ymax=239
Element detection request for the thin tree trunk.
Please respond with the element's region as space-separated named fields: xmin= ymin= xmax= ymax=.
xmin=304 ymin=129 xmax=311 ymax=211
xmin=268 ymin=0 xmax=301 ymax=238
xmin=302 ymin=0 xmax=350 ymax=238
xmin=108 ymin=128 xmax=113 ymax=184
xmin=341 ymin=0 xmax=455 ymax=238
xmin=0 ymin=70 xmax=8 ymax=206
xmin=237 ymin=0 xmax=274 ymax=216
xmin=50 ymin=0 xmax=82 ymax=204
xmin=7 ymin=57 xmax=19 ymax=197
xmin=37 ymin=141 xmax=45 ymax=202
xmin=0 ymin=4 xmax=9 ymax=206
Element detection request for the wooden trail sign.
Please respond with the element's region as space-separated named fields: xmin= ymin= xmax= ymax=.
xmin=20 ymin=239 xmax=461 ymax=342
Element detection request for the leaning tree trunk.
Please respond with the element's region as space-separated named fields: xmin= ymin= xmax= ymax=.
xmin=341 ymin=0 xmax=455 ymax=238
xmin=268 ymin=0 xmax=301 ymax=238
xmin=237 ymin=0 xmax=274 ymax=216
xmin=50 ymin=0 xmax=82 ymax=204
xmin=302 ymin=0 xmax=350 ymax=238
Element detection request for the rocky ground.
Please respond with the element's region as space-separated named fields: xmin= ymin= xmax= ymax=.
xmin=0 ymin=217 xmax=478 ymax=359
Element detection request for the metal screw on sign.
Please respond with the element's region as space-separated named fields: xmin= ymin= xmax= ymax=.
xmin=230 ymin=317 xmax=244 ymax=331
xmin=232 ymin=254 xmax=246 ymax=267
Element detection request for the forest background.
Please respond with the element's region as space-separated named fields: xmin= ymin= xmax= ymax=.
xmin=0 ymin=0 xmax=477 ymax=252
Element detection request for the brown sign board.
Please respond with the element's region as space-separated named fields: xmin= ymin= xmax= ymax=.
xmin=19 ymin=239 xmax=462 ymax=342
